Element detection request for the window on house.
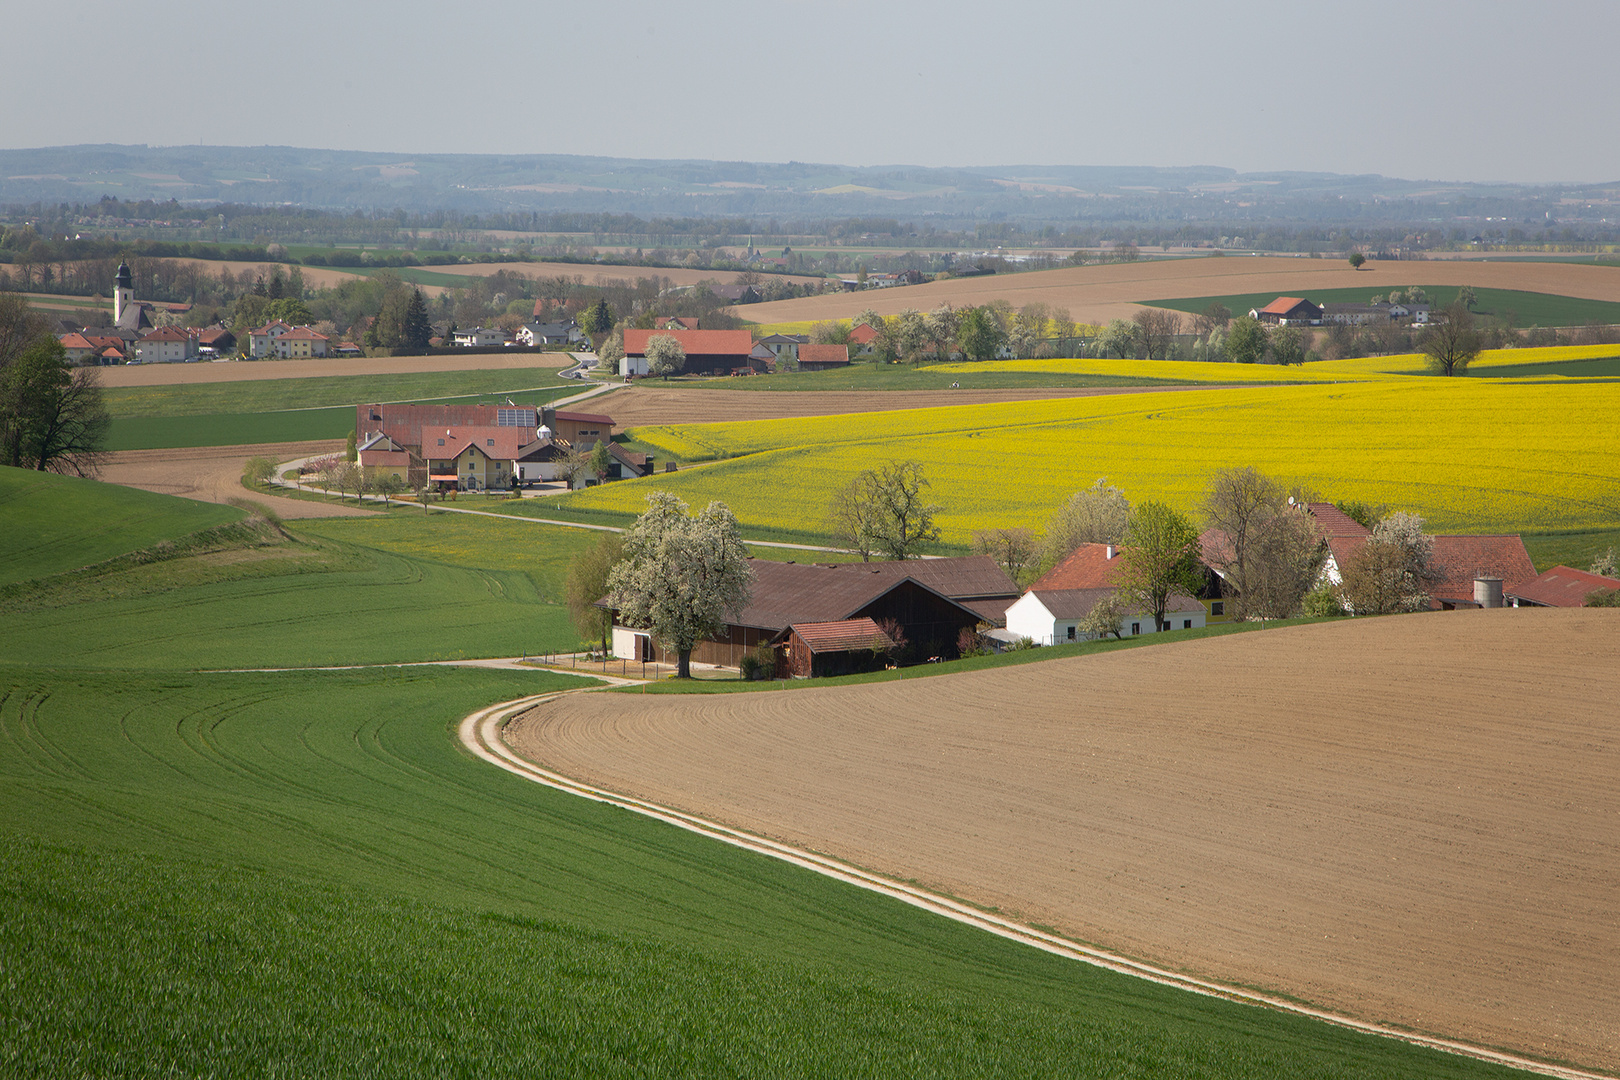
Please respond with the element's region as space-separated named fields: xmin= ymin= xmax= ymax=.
xmin=437 ymin=439 xmax=445 ymax=446
xmin=487 ymin=439 xmax=495 ymax=446
xmin=1211 ymin=601 xmax=1224 ymax=616
xmin=1131 ymin=622 xmax=1141 ymax=635
xmin=1066 ymin=626 xmax=1076 ymax=640
xmin=1184 ymin=620 xmax=1192 ymax=629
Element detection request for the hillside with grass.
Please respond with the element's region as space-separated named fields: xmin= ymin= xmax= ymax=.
xmin=0 ymin=474 xmax=1546 ymax=1078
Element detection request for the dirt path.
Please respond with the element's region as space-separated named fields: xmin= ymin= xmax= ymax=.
xmin=505 ymin=609 xmax=1620 ymax=1073
xmin=96 ymin=351 xmax=577 ymax=389
xmin=98 ymin=440 xmax=372 ymax=519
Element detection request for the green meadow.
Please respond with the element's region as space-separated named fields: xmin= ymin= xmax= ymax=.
xmin=102 ymin=366 xmax=585 ymax=450
xmin=0 ymin=468 xmax=1547 ymax=1076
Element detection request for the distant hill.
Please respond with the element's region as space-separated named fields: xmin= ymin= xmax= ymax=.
xmin=3 ymin=145 xmax=1616 ymax=233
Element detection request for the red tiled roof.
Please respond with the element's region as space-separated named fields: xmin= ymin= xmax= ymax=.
xmin=281 ymin=326 xmax=329 ymax=341
xmin=623 ymin=328 xmax=754 ymax=357
xmin=1259 ymin=296 xmax=1311 ymax=315
xmin=1305 ymin=503 xmax=1372 ymax=539
xmin=59 ymin=332 xmax=94 ymax=350
xmin=847 ymin=323 xmax=879 ymax=344
xmin=1428 ymin=534 xmax=1537 ymax=604
xmin=358 ymin=449 xmax=410 ymax=468
xmin=1508 ymin=565 xmax=1620 ymax=607
xmin=798 ymin=343 xmax=850 ymax=365
xmin=420 ymin=425 xmax=530 ymax=462
xmin=554 ymin=410 xmax=614 ymax=426
xmin=195 ymin=327 xmax=233 ymax=345
xmin=1028 ymin=543 xmax=1124 ymax=591
xmin=664 ymin=317 xmax=700 ymax=329
xmin=791 ymin=618 xmax=893 ymax=653
xmin=138 ymin=325 xmax=192 ymax=342
xmin=250 ymin=320 xmax=295 ymax=336
xmin=1030 ymin=588 xmax=1203 ymax=620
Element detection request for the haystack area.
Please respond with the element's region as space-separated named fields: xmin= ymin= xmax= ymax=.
xmin=507 ymin=609 xmax=1620 ymax=1071
xmin=736 ymin=255 xmax=1620 ymax=327
xmin=97 ymin=351 xmax=577 ymax=389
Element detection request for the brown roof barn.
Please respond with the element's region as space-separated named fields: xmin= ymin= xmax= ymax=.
xmin=609 ymin=555 xmax=1019 ymax=671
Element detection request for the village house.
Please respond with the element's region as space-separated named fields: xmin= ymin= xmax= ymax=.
xmin=757 ymin=333 xmax=807 ymax=362
xmin=355 ymin=402 xmax=643 ymax=491
xmin=1250 ymin=297 xmax=1324 ymax=326
xmin=247 ymin=321 xmax=295 ymax=358
xmin=796 ymin=343 xmax=851 ymax=371
xmin=452 ymin=326 xmax=510 ymax=348
xmin=847 ymin=322 xmax=880 ymax=356
xmin=134 ymin=325 xmax=199 ymax=363
xmin=1507 ymin=565 xmax=1620 ymax=607
xmin=621 ymin=328 xmax=756 ymax=377
xmin=1004 ymin=543 xmax=1206 ymax=643
xmin=515 ymin=321 xmax=584 ymax=347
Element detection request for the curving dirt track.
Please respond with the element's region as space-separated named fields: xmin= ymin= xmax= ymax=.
xmin=97 ymin=351 xmax=576 ymax=389
xmin=735 ymin=255 xmax=1620 ymax=328
xmin=97 ymin=440 xmax=370 ymax=519
xmin=589 ymin=384 xmax=1240 ymax=427
xmin=506 ymin=609 xmax=1620 ymax=1072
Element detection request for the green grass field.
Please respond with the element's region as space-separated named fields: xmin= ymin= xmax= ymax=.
xmin=1149 ymin=286 xmax=1620 ymax=327
xmin=0 ymin=661 xmax=1534 ymax=1078
xmin=0 ymin=469 xmax=1557 ymax=1076
xmin=103 ymin=367 xmax=579 ymax=419
xmin=0 ymin=467 xmax=243 ymax=585
xmin=102 ymin=368 xmax=586 ymax=450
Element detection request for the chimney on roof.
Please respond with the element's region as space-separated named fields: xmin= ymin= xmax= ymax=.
xmin=1106 ymin=545 xmax=1116 ymax=559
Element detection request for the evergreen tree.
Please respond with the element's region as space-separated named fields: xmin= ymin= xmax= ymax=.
xmin=403 ymin=289 xmax=433 ymax=350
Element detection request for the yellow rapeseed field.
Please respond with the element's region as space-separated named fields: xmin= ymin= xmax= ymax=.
xmin=569 ymin=379 xmax=1620 ymax=540
xmin=932 ymin=344 xmax=1620 ymax=384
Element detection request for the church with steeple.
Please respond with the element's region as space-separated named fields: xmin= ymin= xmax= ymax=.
xmin=112 ymin=261 xmax=154 ymax=332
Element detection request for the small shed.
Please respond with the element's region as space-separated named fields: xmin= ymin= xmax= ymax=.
xmin=786 ymin=618 xmax=895 ymax=678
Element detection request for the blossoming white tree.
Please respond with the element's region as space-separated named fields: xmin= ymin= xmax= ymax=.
xmin=606 ymin=492 xmax=754 ymax=678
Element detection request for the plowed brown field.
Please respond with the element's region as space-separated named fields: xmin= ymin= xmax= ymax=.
xmin=507 ymin=609 xmax=1620 ymax=1072
xmin=98 ymin=440 xmax=366 ymax=519
xmin=735 ymin=256 xmax=1620 ymax=327
xmin=97 ymin=351 xmax=576 ymax=388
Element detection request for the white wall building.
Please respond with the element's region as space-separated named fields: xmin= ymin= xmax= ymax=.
xmin=1004 ymin=588 xmax=1205 ymax=646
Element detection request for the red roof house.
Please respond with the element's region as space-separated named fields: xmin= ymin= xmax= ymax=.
xmin=622 ymin=328 xmax=755 ymax=377
xmin=1508 ymin=565 xmax=1620 ymax=607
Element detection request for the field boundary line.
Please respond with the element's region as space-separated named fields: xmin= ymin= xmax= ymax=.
xmin=461 ymin=691 xmax=1609 ymax=1080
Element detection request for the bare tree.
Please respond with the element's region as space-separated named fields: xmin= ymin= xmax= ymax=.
xmin=1133 ymin=308 xmax=1183 ymax=361
xmin=972 ymin=527 xmax=1038 ymax=584
xmin=827 ymin=461 xmax=941 ymax=561
xmin=1192 ymin=302 xmax=1232 ymax=339
xmin=1419 ymin=303 xmax=1482 ymax=376
xmin=1036 ymin=478 xmax=1131 ymax=576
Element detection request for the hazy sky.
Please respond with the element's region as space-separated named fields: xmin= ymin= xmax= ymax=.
xmin=8 ymin=0 xmax=1618 ymax=184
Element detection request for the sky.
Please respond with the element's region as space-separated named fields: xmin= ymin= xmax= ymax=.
xmin=7 ymin=0 xmax=1619 ymax=185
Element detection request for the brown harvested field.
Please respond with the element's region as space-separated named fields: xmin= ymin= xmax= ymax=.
xmin=420 ymin=260 xmax=826 ymax=289
xmin=735 ymin=255 xmax=1620 ymax=327
xmin=95 ymin=351 xmax=576 ymax=388
xmin=507 ymin=609 xmax=1620 ymax=1072
xmin=163 ymin=260 xmax=388 ymax=292
xmin=98 ymin=440 xmax=370 ymax=519
xmin=592 ymin=384 xmax=1238 ymax=427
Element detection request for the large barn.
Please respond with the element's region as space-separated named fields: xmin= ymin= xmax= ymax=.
xmin=621 ymin=328 xmax=756 ymax=377
xmin=608 ymin=556 xmax=1020 ymax=671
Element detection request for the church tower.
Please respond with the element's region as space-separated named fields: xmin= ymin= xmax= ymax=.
xmin=114 ymin=261 xmax=134 ymax=325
